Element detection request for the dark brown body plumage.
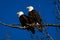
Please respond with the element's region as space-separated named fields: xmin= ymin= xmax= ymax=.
xmin=19 ymin=15 xmax=29 ymax=26
xmin=28 ymin=10 xmax=42 ymax=32
xmin=19 ymin=14 xmax=35 ymax=34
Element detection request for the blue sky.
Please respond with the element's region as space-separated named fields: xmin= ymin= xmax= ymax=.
xmin=0 ymin=0 xmax=60 ymax=40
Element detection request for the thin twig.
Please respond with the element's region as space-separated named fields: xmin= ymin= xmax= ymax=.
xmin=46 ymin=32 xmax=54 ymax=40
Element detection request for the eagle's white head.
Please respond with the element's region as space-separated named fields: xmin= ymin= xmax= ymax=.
xmin=17 ymin=11 xmax=24 ymax=17
xmin=27 ymin=6 xmax=34 ymax=12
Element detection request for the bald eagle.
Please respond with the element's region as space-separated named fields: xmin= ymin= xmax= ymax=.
xmin=17 ymin=11 xmax=29 ymax=26
xmin=17 ymin=11 xmax=35 ymax=34
xmin=27 ymin=6 xmax=42 ymax=32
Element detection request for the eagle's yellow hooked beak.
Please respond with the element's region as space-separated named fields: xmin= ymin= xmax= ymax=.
xmin=17 ymin=12 xmax=20 ymax=14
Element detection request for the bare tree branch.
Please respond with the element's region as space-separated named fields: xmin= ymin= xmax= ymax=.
xmin=0 ymin=22 xmax=27 ymax=29
xmin=46 ymin=33 xmax=54 ymax=40
xmin=0 ymin=21 xmax=60 ymax=30
xmin=56 ymin=4 xmax=60 ymax=15
xmin=53 ymin=0 xmax=60 ymax=19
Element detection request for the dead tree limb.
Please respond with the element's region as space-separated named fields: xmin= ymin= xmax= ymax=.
xmin=46 ymin=33 xmax=54 ymax=40
xmin=0 ymin=22 xmax=27 ymax=29
xmin=53 ymin=0 xmax=60 ymax=19
xmin=0 ymin=21 xmax=60 ymax=29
